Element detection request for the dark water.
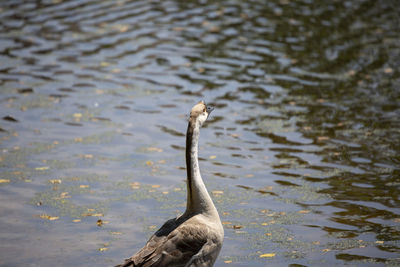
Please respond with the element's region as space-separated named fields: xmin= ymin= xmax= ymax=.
xmin=1 ymin=0 xmax=399 ymax=266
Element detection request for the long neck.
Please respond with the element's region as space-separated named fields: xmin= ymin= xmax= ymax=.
xmin=185 ymin=119 xmax=218 ymax=217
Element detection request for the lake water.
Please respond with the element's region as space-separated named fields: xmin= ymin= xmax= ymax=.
xmin=0 ymin=0 xmax=399 ymax=266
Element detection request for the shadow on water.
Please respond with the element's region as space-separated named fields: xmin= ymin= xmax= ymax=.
xmin=0 ymin=0 xmax=399 ymax=266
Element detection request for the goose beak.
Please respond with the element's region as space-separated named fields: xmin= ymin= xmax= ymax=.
xmin=207 ymin=106 xmax=214 ymax=114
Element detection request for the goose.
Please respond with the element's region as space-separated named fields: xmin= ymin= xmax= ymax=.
xmin=116 ymin=101 xmax=224 ymax=267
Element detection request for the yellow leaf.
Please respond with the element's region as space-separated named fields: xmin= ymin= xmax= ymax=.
xmin=73 ymin=219 xmax=81 ymax=223
xmin=49 ymin=179 xmax=62 ymax=184
xmin=111 ymin=231 xmax=122 ymax=235
xmin=260 ymin=253 xmax=275 ymax=258
xmin=73 ymin=113 xmax=82 ymax=118
xmin=130 ymin=182 xmax=140 ymax=189
xmin=80 ymin=185 xmax=89 ymax=188
xmin=384 ymin=67 xmax=393 ymax=74
xmin=99 ymin=247 xmax=108 ymax=252
xmin=212 ymin=190 xmax=224 ymax=195
xmin=224 ymin=260 xmax=232 ymax=263
xmin=60 ymin=192 xmax=70 ymax=198
xmin=36 ymin=166 xmax=49 ymax=171
xmin=0 ymin=179 xmax=10 ymax=183
xmin=147 ymin=147 xmax=163 ymax=152
xmin=146 ymin=160 xmax=154 ymax=166
xmin=298 ymin=210 xmax=311 ymax=214
xmin=39 ymin=214 xmax=59 ymax=221
xmin=376 ymin=240 xmax=384 ymax=244
xmin=82 ymin=212 xmax=104 ymax=217
xmin=209 ymin=155 xmax=217 ymax=159
xmin=118 ymin=25 xmax=129 ymax=32
xmin=151 ymin=184 xmax=160 ymax=188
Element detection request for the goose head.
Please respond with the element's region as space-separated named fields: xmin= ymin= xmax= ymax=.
xmin=190 ymin=101 xmax=214 ymax=127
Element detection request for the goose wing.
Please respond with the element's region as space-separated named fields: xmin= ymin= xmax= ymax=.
xmin=117 ymin=217 xmax=219 ymax=267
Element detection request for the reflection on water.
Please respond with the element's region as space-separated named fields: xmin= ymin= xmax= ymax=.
xmin=0 ymin=0 xmax=399 ymax=266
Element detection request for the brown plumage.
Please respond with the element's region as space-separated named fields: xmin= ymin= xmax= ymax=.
xmin=116 ymin=101 xmax=223 ymax=267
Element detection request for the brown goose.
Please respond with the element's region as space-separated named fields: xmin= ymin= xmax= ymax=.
xmin=116 ymin=101 xmax=224 ymax=267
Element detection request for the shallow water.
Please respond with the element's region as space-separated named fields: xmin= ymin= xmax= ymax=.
xmin=0 ymin=0 xmax=399 ymax=266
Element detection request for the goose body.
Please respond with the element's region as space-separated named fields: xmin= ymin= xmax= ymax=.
xmin=117 ymin=101 xmax=223 ymax=267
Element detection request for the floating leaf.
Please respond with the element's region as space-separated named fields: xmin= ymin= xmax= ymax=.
xmin=59 ymin=192 xmax=70 ymax=199
xmin=73 ymin=219 xmax=81 ymax=223
xmin=298 ymin=210 xmax=311 ymax=214
xmin=317 ymin=136 xmax=329 ymax=141
xmin=36 ymin=166 xmax=49 ymax=171
xmin=233 ymin=225 xmax=243 ymax=230
xmin=82 ymin=212 xmax=104 ymax=217
xmin=146 ymin=160 xmax=154 ymax=166
xmin=212 ymin=190 xmax=224 ymax=195
xmin=110 ymin=231 xmax=122 ymax=235
xmin=39 ymin=214 xmax=59 ymax=221
xmin=224 ymin=260 xmax=232 ymax=263
xmin=209 ymin=155 xmax=217 ymax=159
xmin=130 ymin=182 xmax=140 ymax=189
xmin=73 ymin=113 xmax=82 ymax=118
xmin=147 ymin=147 xmax=163 ymax=152
xmin=376 ymin=240 xmax=384 ymax=244
xmin=49 ymin=179 xmax=61 ymax=184
xmin=260 ymin=253 xmax=275 ymax=258
xmin=115 ymin=105 xmax=130 ymax=110
xmin=0 ymin=179 xmax=10 ymax=183
xmin=384 ymin=67 xmax=393 ymax=74
xmin=79 ymin=185 xmax=89 ymax=188
xmin=98 ymin=247 xmax=108 ymax=252
xmin=97 ymin=219 xmax=103 ymax=227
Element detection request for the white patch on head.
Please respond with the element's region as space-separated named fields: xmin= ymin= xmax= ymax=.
xmin=197 ymin=111 xmax=208 ymax=127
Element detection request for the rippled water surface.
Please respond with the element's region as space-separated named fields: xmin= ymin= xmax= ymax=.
xmin=1 ymin=0 xmax=399 ymax=266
